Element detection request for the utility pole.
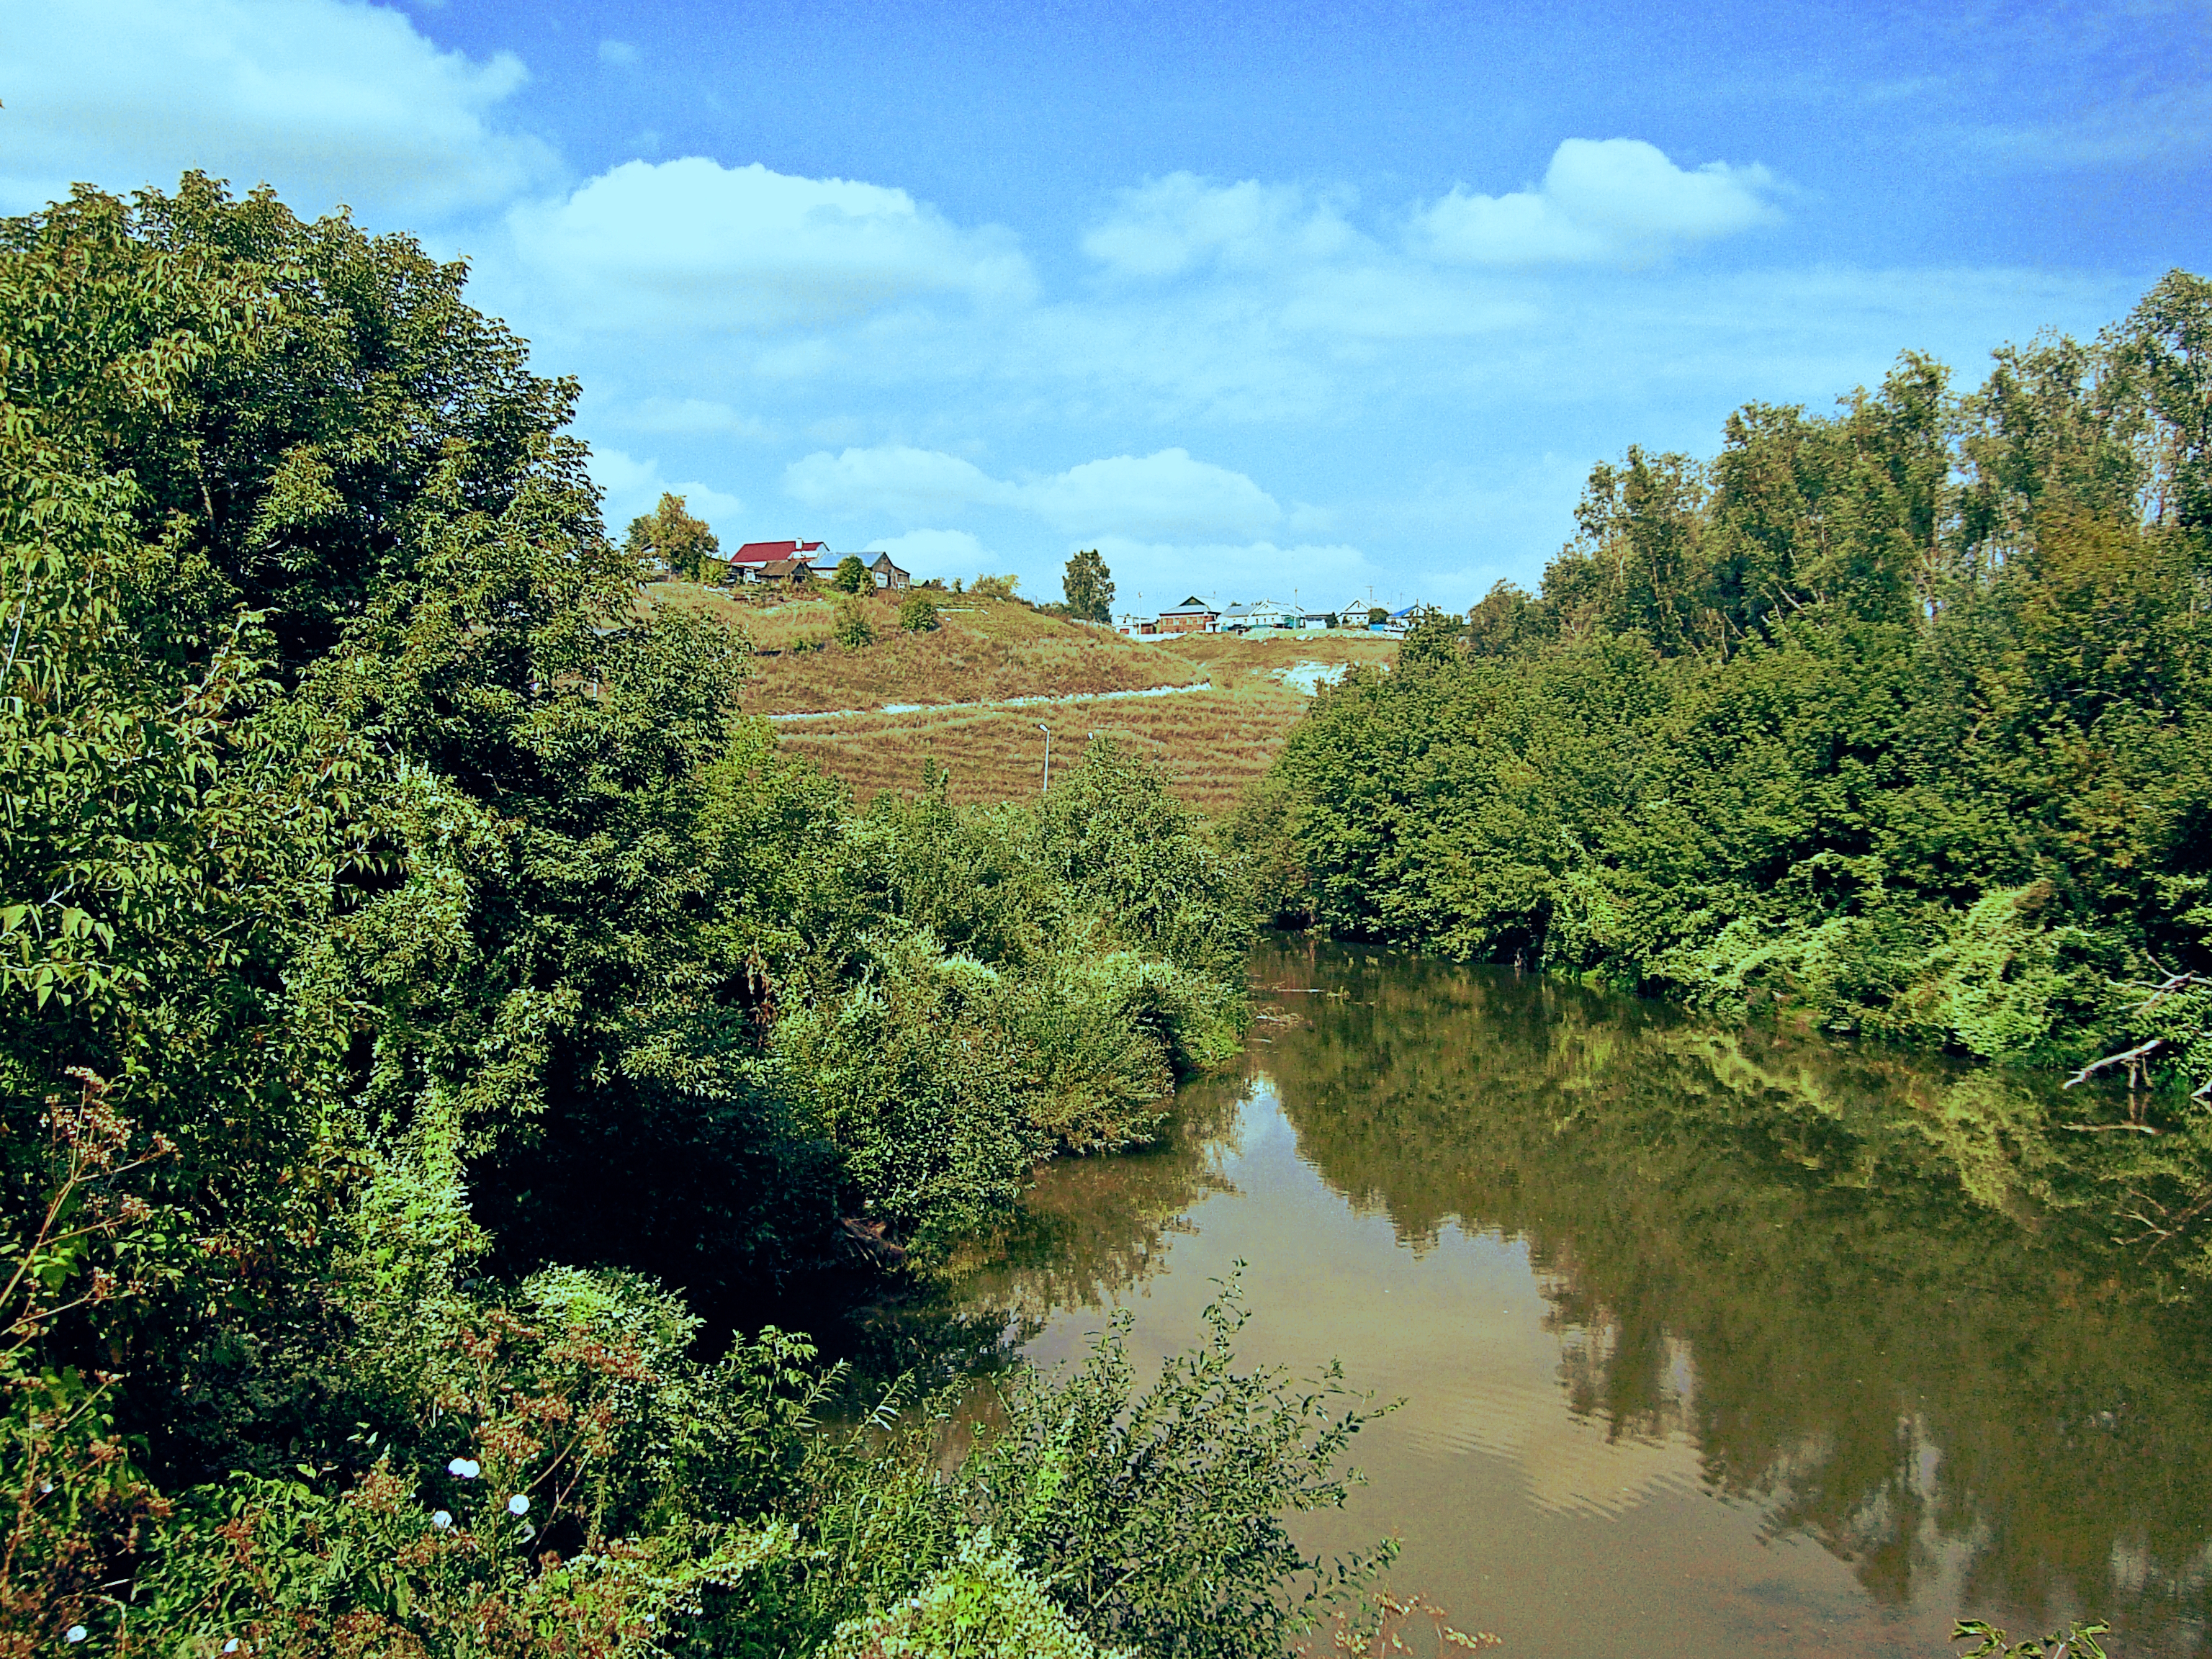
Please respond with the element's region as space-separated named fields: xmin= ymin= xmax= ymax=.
xmin=1037 ymin=722 xmax=1051 ymax=792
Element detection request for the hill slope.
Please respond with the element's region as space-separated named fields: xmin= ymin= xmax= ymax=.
xmin=644 ymin=583 xmax=1396 ymax=812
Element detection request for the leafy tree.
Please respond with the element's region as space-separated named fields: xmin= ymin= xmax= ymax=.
xmin=1063 ymin=548 xmax=1114 ymax=622
xmin=899 ymin=592 xmax=940 ymax=632
xmin=834 ymin=552 xmax=868 ymax=593
xmin=1365 ymin=606 xmax=1386 ymax=627
xmin=1254 ymin=271 xmax=2212 ymax=1089
xmin=0 ymin=174 xmax=1385 ymax=1657
xmin=625 ymin=491 xmax=721 ymax=580
xmin=971 ymin=573 xmax=1020 ymax=601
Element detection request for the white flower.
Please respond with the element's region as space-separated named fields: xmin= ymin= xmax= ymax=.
xmin=447 ymin=1457 xmax=480 ymax=1480
xmin=507 ymin=1493 xmax=530 ymax=1516
xmin=431 ymin=1510 xmax=453 ymax=1529
xmin=64 ymin=1629 xmax=86 ymax=1645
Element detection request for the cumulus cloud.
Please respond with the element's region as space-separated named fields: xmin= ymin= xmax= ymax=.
xmin=1082 ymin=174 xmax=1359 ymax=278
xmin=589 ymin=446 xmax=745 ymax=536
xmin=1411 ymin=139 xmax=1782 ymax=266
xmin=783 ymin=445 xmax=1282 ymax=539
xmin=1025 ymin=450 xmax=1281 ymax=537
xmin=598 ymin=39 xmax=641 ymax=67
xmin=507 ymin=158 xmax=1034 ymax=328
xmin=784 ymin=445 xmax=1014 ymax=518
xmin=0 ymin=0 xmax=552 ymax=220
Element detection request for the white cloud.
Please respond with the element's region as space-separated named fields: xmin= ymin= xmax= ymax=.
xmin=506 ymin=158 xmax=1034 ymax=329
xmin=590 ymin=446 xmax=745 ymax=535
xmin=1412 ymin=139 xmax=1782 ymax=266
xmin=613 ymin=397 xmax=779 ymax=441
xmin=0 ymin=0 xmax=552 ymax=220
xmin=1026 ymin=450 xmax=1281 ymax=538
xmin=783 ymin=445 xmax=1282 ymax=539
xmin=1082 ymin=174 xmax=1359 ymax=278
xmin=785 ymin=445 xmax=1017 ymax=517
xmin=598 ymin=39 xmax=641 ymax=67
xmin=1964 ymin=82 xmax=2212 ymax=166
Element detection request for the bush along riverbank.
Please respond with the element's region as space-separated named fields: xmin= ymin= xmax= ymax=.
xmin=0 ymin=179 xmax=1399 ymax=1654
xmin=1234 ymin=271 xmax=2212 ymax=1107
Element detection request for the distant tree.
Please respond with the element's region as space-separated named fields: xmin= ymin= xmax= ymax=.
xmin=1366 ymin=606 xmax=1387 ymax=627
xmin=625 ymin=492 xmax=721 ymax=580
xmin=971 ymin=574 xmax=1020 ymax=601
xmin=835 ymin=596 xmax=879 ymax=648
xmin=899 ymin=593 xmax=941 ymax=633
xmin=1398 ymin=606 xmax=1466 ymax=665
xmin=1063 ymin=548 xmax=1115 ymax=621
xmin=1465 ymin=581 xmax=1544 ymax=657
xmin=834 ymin=553 xmax=868 ymax=593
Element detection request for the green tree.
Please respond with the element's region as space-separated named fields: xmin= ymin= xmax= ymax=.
xmin=1063 ymin=549 xmax=1114 ymax=622
xmin=834 ymin=552 xmax=868 ymax=593
xmin=899 ymin=592 xmax=940 ymax=632
xmin=1254 ymin=271 xmax=2212 ymax=1088
xmin=626 ymin=491 xmax=722 ymax=580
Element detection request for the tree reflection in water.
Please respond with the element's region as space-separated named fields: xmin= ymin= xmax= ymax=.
xmin=1254 ymin=940 xmax=2212 ymax=1642
xmin=858 ymin=940 xmax=2212 ymax=1651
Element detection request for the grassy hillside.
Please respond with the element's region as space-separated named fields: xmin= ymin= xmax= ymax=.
xmin=643 ymin=581 xmax=1397 ymax=812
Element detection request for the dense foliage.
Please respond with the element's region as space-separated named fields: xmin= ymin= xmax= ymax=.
xmin=0 ymin=179 xmax=1392 ymax=1655
xmin=1243 ymin=275 xmax=2212 ymax=1088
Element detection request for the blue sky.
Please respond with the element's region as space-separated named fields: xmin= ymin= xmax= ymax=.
xmin=6 ymin=0 xmax=2208 ymax=612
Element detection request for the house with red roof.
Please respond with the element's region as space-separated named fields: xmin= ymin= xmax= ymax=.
xmin=728 ymin=539 xmax=830 ymax=583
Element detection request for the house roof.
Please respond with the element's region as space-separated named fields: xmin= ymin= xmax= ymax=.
xmin=757 ymin=557 xmax=814 ymax=578
xmin=867 ymin=552 xmax=909 ymax=573
xmin=731 ymin=539 xmax=827 ymax=565
xmin=1161 ymin=595 xmax=1218 ymax=615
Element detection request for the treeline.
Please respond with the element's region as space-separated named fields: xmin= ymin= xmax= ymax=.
xmin=1241 ymin=274 xmax=2212 ymax=1087
xmin=0 ymin=180 xmax=1383 ymax=1653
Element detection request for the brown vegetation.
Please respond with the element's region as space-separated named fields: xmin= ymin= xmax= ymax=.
xmin=773 ymin=629 xmax=1397 ymax=815
xmin=640 ymin=580 xmax=1395 ymax=812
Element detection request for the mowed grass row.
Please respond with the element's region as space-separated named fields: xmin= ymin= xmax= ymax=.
xmin=775 ymin=634 xmax=1399 ymax=814
xmin=643 ymin=578 xmax=1398 ymax=811
xmin=645 ymin=583 xmax=1202 ymax=714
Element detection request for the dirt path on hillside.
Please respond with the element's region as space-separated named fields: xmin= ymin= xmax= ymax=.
xmin=763 ymin=680 xmax=1215 ymax=723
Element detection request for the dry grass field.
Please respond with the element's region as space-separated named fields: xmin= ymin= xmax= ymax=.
xmin=644 ymin=583 xmax=1203 ymax=713
xmin=639 ymin=580 xmax=1396 ymax=814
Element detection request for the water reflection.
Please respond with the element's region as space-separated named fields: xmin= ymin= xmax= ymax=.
xmin=901 ymin=943 xmax=2212 ymax=1658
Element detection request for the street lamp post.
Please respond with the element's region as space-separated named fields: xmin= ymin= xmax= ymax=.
xmin=1037 ymin=722 xmax=1051 ymax=792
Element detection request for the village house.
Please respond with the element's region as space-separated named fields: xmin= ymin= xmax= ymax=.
xmin=1156 ymin=595 xmax=1219 ymax=634
xmin=727 ymin=539 xmax=829 ymax=583
xmin=868 ymin=552 xmax=911 ymax=592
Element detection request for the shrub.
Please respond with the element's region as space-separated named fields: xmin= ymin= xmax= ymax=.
xmin=827 ymin=1533 xmax=1132 ymax=1659
xmin=899 ymin=593 xmax=940 ymax=633
xmin=835 ymin=598 xmax=880 ymax=649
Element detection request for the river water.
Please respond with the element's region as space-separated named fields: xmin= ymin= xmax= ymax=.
xmin=868 ymin=941 xmax=2212 ymax=1657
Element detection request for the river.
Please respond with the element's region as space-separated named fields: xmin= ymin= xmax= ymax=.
xmin=856 ymin=940 xmax=2212 ymax=1658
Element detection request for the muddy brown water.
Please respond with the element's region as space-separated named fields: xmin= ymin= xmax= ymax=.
xmin=863 ymin=941 xmax=2212 ymax=1657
